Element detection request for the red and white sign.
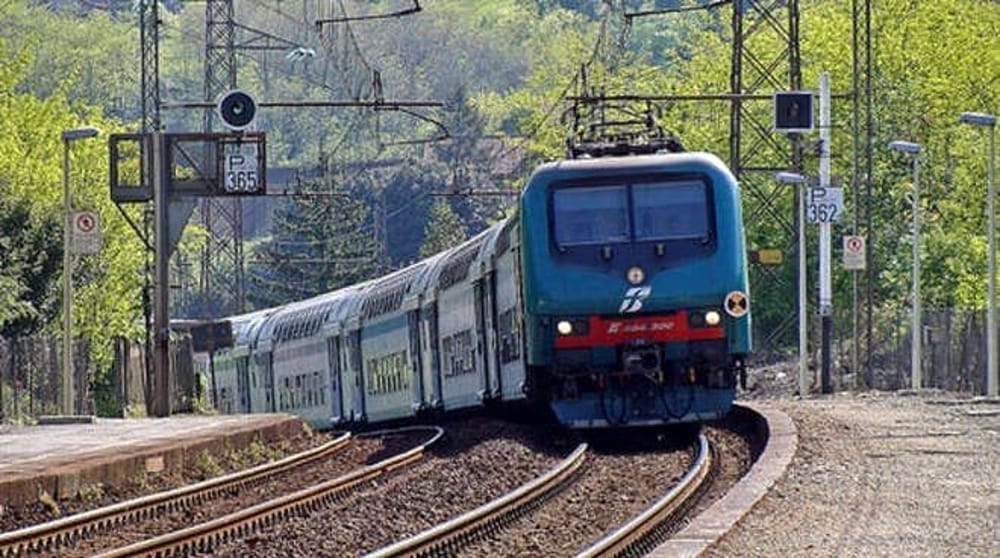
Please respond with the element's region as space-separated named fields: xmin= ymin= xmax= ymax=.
xmin=842 ymin=235 xmax=865 ymax=270
xmin=70 ymin=210 xmax=102 ymax=254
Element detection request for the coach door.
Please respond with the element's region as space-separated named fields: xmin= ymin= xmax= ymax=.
xmin=474 ymin=277 xmax=499 ymax=400
xmin=346 ymin=329 xmax=366 ymax=422
xmin=407 ymin=310 xmax=425 ymax=405
xmin=236 ymin=356 xmax=251 ymax=413
xmin=326 ymin=336 xmax=344 ymax=423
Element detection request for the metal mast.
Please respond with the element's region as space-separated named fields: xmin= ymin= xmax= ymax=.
xmin=729 ymin=0 xmax=804 ymax=350
xmin=139 ymin=0 xmax=160 ymax=410
xmin=201 ymin=0 xmax=245 ymax=317
xmin=853 ymin=0 xmax=874 ymax=386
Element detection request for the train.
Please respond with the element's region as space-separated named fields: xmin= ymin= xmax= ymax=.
xmin=196 ymin=149 xmax=750 ymax=430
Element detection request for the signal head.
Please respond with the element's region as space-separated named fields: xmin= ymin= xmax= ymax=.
xmin=216 ymin=90 xmax=257 ymax=131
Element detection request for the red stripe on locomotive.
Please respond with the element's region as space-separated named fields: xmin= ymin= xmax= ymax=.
xmin=554 ymin=310 xmax=724 ymax=349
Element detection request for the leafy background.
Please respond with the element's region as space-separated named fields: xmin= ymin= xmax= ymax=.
xmin=0 ymin=0 xmax=997 ymax=384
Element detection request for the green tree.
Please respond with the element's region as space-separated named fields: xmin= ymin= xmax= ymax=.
xmin=0 ymin=195 xmax=61 ymax=336
xmin=420 ymin=198 xmax=467 ymax=259
xmin=0 ymin=36 xmax=145 ymax=369
xmin=248 ymin=181 xmax=380 ymax=308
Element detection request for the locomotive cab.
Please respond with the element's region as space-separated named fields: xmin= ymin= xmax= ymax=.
xmin=519 ymin=152 xmax=750 ymax=428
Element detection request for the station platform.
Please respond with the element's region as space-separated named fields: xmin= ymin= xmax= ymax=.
xmin=0 ymin=414 xmax=304 ymax=506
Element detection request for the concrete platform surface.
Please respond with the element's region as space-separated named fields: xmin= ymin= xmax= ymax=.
xmin=0 ymin=414 xmax=303 ymax=506
xmin=702 ymin=393 xmax=998 ymax=558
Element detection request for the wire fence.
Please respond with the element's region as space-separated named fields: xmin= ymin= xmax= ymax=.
xmin=0 ymin=334 xmax=199 ymax=424
xmin=757 ymin=307 xmax=993 ymax=395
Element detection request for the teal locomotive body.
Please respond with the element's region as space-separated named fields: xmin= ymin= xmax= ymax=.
xmin=519 ymin=152 xmax=750 ymax=427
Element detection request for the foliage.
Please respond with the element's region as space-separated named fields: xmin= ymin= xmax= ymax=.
xmin=0 ymin=195 xmax=60 ymax=336
xmin=0 ymin=1 xmax=139 ymax=121
xmin=248 ymin=181 xmax=380 ymax=309
xmin=0 ymin=35 xmax=146 ymax=371
xmin=420 ymin=199 xmax=467 ymax=259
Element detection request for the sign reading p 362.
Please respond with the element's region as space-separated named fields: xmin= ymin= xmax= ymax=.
xmin=806 ymin=187 xmax=844 ymax=224
xmin=221 ymin=142 xmax=261 ymax=194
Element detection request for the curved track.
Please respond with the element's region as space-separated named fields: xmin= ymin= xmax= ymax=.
xmin=366 ymin=433 xmax=714 ymax=558
xmin=365 ymin=443 xmax=589 ymax=558
xmin=575 ymin=434 xmax=714 ymax=557
xmin=0 ymin=432 xmax=353 ymax=558
xmin=90 ymin=426 xmax=444 ymax=558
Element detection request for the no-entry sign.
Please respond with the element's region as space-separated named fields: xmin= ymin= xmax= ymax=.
xmin=71 ymin=210 xmax=102 ymax=254
xmin=842 ymin=235 xmax=865 ymax=270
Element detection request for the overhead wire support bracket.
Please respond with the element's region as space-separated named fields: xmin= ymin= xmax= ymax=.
xmin=625 ymin=0 xmax=733 ymax=21
xmin=315 ymin=1 xmax=421 ymax=26
xmin=233 ymin=22 xmax=309 ymax=52
xmin=162 ymin=100 xmax=443 ymax=110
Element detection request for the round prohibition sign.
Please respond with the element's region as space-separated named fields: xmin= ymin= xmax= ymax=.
xmin=724 ymin=290 xmax=749 ymax=318
xmin=846 ymin=236 xmax=863 ymax=252
xmin=75 ymin=212 xmax=96 ymax=233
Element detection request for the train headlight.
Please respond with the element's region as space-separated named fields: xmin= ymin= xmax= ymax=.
xmin=705 ymin=310 xmax=722 ymax=326
xmin=689 ymin=309 xmax=723 ymax=328
xmin=556 ymin=318 xmax=589 ymax=336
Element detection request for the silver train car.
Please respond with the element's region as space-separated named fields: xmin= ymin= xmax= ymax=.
xmin=201 ymin=219 xmax=527 ymax=429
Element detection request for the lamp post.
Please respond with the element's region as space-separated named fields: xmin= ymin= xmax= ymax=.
xmin=959 ymin=111 xmax=998 ymax=397
xmin=776 ymin=171 xmax=809 ymax=396
xmin=888 ymin=140 xmax=921 ymax=390
xmin=62 ymin=126 xmax=100 ymax=415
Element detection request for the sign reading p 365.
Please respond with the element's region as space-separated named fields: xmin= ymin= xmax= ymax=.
xmin=221 ymin=142 xmax=261 ymax=194
xmin=806 ymin=187 xmax=844 ymax=224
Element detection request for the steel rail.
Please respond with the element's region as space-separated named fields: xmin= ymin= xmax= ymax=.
xmin=365 ymin=443 xmax=589 ymax=558
xmin=575 ymin=433 xmax=712 ymax=558
xmin=0 ymin=432 xmax=352 ymax=558
xmin=93 ymin=426 xmax=445 ymax=558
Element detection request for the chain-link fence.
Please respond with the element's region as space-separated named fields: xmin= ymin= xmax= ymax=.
xmin=779 ymin=307 xmax=992 ymax=395
xmin=1 ymin=334 xmax=199 ymax=424
xmin=0 ymin=335 xmax=92 ymax=423
xmin=865 ymin=308 xmax=989 ymax=393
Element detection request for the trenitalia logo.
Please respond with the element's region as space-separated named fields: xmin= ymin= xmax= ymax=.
xmin=618 ymin=286 xmax=652 ymax=314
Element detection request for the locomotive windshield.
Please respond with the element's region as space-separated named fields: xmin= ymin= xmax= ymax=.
xmin=552 ymin=186 xmax=629 ymax=245
xmin=552 ymin=178 xmax=711 ymax=247
xmin=633 ymin=180 xmax=709 ymax=241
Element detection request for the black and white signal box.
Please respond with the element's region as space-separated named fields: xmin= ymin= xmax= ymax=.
xmin=773 ymin=91 xmax=814 ymax=134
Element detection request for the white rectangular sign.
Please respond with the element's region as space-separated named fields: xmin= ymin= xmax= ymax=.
xmin=842 ymin=235 xmax=866 ymax=270
xmin=222 ymin=142 xmax=261 ymax=194
xmin=807 ymin=187 xmax=844 ymax=224
xmin=70 ymin=210 xmax=102 ymax=254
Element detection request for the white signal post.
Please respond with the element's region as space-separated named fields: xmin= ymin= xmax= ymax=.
xmin=818 ymin=73 xmax=833 ymax=393
xmin=61 ymin=126 xmax=100 ymax=416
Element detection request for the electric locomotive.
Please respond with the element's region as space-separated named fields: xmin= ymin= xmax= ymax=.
xmin=519 ymin=151 xmax=750 ymax=428
xmin=196 ymin=148 xmax=749 ymax=431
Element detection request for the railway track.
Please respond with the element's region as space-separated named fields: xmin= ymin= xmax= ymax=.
xmin=576 ymin=434 xmax=714 ymax=558
xmin=366 ymin=434 xmax=713 ymax=558
xmin=87 ymin=426 xmax=443 ymax=558
xmin=0 ymin=431 xmax=353 ymax=558
xmin=0 ymin=426 xmax=442 ymax=558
